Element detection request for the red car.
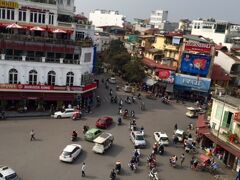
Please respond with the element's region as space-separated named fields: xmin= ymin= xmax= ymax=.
xmin=96 ymin=117 xmax=113 ymax=129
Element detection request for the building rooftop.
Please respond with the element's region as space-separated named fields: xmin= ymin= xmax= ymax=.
xmin=212 ymin=95 xmax=240 ymax=109
xmin=183 ymin=35 xmax=211 ymax=43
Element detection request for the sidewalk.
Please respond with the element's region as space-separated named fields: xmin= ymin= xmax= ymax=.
xmin=5 ymin=111 xmax=51 ymax=118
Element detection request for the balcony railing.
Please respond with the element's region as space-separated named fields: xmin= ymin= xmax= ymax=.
xmin=0 ymin=33 xmax=93 ymax=47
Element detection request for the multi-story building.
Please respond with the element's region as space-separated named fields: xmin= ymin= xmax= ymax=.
xmin=191 ymin=19 xmax=240 ymax=49
xmin=0 ymin=0 xmax=96 ymax=111
xmin=149 ymin=10 xmax=168 ymax=29
xmin=89 ymin=9 xmax=126 ymax=28
xmin=94 ymin=31 xmax=110 ymax=52
xmin=197 ymin=95 xmax=240 ymax=171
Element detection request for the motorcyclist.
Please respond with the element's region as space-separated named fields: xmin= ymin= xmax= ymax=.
xmin=118 ymin=117 xmax=122 ymax=125
xmin=158 ymin=143 xmax=164 ymax=155
xmin=109 ymin=169 xmax=116 ymax=180
xmin=72 ymin=130 xmax=78 ymax=141
xmin=132 ymin=96 xmax=135 ymax=103
xmin=137 ymin=93 xmax=141 ymax=99
xmin=131 ymin=110 xmax=135 ymax=118
xmin=115 ymin=161 xmax=121 ymax=174
xmin=83 ymin=125 xmax=89 ymax=134
xmin=152 ymin=143 xmax=158 ymax=154
xmin=114 ymin=96 xmax=118 ymax=103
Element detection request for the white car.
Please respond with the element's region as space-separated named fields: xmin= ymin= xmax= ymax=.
xmin=0 ymin=166 xmax=19 ymax=180
xmin=108 ymin=77 xmax=116 ymax=84
xmin=153 ymin=132 xmax=169 ymax=145
xmin=130 ymin=131 xmax=146 ymax=148
xmin=174 ymin=129 xmax=186 ymax=142
xmin=53 ymin=108 xmax=75 ymax=119
xmin=59 ymin=144 xmax=82 ymax=162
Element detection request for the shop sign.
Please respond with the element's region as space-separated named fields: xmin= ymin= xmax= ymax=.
xmin=234 ymin=112 xmax=240 ymax=122
xmin=180 ymin=53 xmax=211 ymax=76
xmin=157 ymin=69 xmax=175 ymax=83
xmin=174 ymin=73 xmax=211 ymax=92
xmin=185 ymin=41 xmax=212 ymax=54
xmin=0 ymin=82 xmax=97 ymax=92
xmin=0 ymin=0 xmax=18 ymax=8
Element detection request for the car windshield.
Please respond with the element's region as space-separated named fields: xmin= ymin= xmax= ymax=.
xmin=136 ymin=135 xmax=144 ymax=140
xmin=161 ymin=137 xmax=169 ymax=141
xmin=176 ymin=133 xmax=183 ymax=137
xmin=5 ymin=173 xmax=17 ymax=180
xmin=63 ymin=151 xmax=72 ymax=156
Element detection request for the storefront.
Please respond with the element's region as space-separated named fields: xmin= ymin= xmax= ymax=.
xmin=0 ymin=82 xmax=97 ymax=111
xmin=174 ymin=73 xmax=211 ymax=102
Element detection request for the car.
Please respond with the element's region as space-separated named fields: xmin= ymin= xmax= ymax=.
xmin=130 ymin=131 xmax=146 ymax=148
xmin=96 ymin=116 xmax=113 ymax=129
xmin=174 ymin=129 xmax=187 ymax=142
xmin=0 ymin=166 xmax=19 ymax=180
xmin=186 ymin=107 xmax=205 ymax=118
xmin=59 ymin=144 xmax=82 ymax=162
xmin=84 ymin=128 xmax=103 ymax=142
xmin=92 ymin=133 xmax=114 ymax=154
xmin=53 ymin=108 xmax=75 ymax=119
xmin=108 ymin=77 xmax=116 ymax=84
xmin=153 ymin=132 xmax=169 ymax=145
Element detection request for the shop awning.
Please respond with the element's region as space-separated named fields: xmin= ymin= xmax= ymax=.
xmin=197 ymin=115 xmax=208 ymax=128
xmin=52 ymin=29 xmax=67 ymax=33
xmin=30 ymin=26 xmax=45 ymax=31
xmin=42 ymin=93 xmax=75 ymax=101
xmin=6 ymin=23 xmax=24 ymax=29
xmin=202 ymin=129 xmax=240 ymax=158
xmin=144 ymin=77 xmax=157 ymax=86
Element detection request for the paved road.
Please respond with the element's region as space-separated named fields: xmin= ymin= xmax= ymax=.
xmin=0 ymin=80 xmax=216 ymax=180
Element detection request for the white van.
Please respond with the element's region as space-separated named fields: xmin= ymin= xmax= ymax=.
xmin=92 ymin=133 xmax=114 ymax=154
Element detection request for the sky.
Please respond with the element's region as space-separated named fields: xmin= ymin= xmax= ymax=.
xmin=76 ymin=0 xmax=240 ymax=23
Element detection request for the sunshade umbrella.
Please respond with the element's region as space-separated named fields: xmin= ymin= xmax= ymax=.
xmin=30 ymin=26 xmax=45 ymax=31
xmin=52 ymin=29 xmax=66 ymax=33
xmin=6 ymin=23 xmax=23 ymax=29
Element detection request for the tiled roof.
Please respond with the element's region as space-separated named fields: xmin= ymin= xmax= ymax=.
xmin=211 ymin=64 xmax=231 ymax=81
xmin=143 ymin=57 xmax=177 ymax=71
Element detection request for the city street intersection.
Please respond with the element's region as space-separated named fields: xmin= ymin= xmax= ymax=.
xmin=0 ymin=81 xmax=216 ymax=180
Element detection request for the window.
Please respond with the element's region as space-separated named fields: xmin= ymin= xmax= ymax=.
xmin=30 ymin=12 xmax=33 ymax=22
xmin=66 ymin=72 xmax=74 ymax=86
xmin=67 ymin=0 xmax=71 ymax=5
xmin=58 ymin=0 xmax=63 ymax=4
xmin=222 ymin=111 xmax=233 ymax=129
xmin=34 ymin=12 xmax=37 ymax=22
xmin=42 ymin=14 xmax=45 ymax=23
xmin=84 ymin=53 xmax=91 ymax=63
xmin=75 ymin=31 xmax=84 ymax=40
xmin=9 ymin=69 xmax=18 ymax=84
xmin=29 ymin=70 xmax=37 ymax=85
xmin=2 ymin=9 xmax=5 ymax=19
xmin=38 ymin=13 xmax=41 ymax=23
xmin=47 ymin=71 xmax=56 ymax=85
xmin=49 ymin=13 xmax=54 ymax=24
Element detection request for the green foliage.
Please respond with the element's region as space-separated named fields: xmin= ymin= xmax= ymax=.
xmin=123 ymin=60 xmax=145 ymax=83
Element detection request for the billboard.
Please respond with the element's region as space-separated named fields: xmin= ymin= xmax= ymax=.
xmin=180 ymin=53 xmax=211 ymax=76
xmin=157 ymin=69 xmax=175 ymax=83
xmin=184 ymin=41 xmax=212 ymax=54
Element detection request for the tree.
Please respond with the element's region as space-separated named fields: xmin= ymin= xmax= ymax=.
xmin=123 ymin=60 xmax=145 ymax=83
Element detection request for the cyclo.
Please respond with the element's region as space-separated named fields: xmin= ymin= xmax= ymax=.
xmin=195 ymin=154 xmax=220 ymax=174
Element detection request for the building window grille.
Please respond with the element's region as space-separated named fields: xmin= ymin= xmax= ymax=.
xmin=29 ymin=70 xmax=38 ymax=85
xmin=66 ymin=72 xmax=74 ymax=86
xmin=9 ymin=68 xmax=18 ymax=84
xmin=47 ymin=71 xmax=56 ymax=85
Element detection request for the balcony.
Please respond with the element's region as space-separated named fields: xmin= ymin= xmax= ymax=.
xmin=28 ymin=0 xmax=56 ymax=5
xmin=164 ymin=44 xmax=179 ymax=51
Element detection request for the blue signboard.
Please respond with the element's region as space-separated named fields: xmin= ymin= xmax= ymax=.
xmin=180 ymin=53 xmax=211 ymax=76
xmin=174 ymin=74 xmax=211 ymax=92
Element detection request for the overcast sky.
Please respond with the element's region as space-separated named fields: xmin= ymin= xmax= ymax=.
xmin=76 ymin=0 xmax=240 ymax=23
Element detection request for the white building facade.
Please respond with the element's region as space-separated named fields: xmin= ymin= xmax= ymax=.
xmin=0 ymin=0 xmax=96 ymax=110
xmin=191 ymin=19 xmax=240 ymax=49
xmin=94 ymin=32 xmax=111 ymax=52
xmin=89 ymin=9 xmax=126 ymax=28
xmin=149 ymin=10 xmax=168 ymax=29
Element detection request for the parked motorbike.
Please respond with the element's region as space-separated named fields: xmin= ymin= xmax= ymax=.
xmin=149 ymin=168 xmax=159 ymax=180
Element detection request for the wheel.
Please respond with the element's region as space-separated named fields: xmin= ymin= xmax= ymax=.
xmin=57 ymin=115 xmax=61 ymax=119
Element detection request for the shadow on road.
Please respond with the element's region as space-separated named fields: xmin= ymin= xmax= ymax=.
xmin=105 ymin=144 xmax=124 ymax=157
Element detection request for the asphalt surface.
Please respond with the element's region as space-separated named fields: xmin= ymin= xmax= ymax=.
xmin=0 ymin=79 xmax=217 ymax=180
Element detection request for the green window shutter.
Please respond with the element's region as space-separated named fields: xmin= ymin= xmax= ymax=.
xmin=221 ymin=111 xmax=229 ymax=128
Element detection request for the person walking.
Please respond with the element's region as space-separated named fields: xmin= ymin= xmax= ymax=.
xmin=174 ymin=123 xmax=178 ymax=130
xmin=180 ymin=153 xmax=185 ymax=166
xmin=30 ymin=129 xmax=36 ymax=141
xmin=81 ymin=162 xmax=86 ymax=177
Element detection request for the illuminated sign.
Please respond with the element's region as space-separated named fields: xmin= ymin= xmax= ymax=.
xmin=0 ymin=0 xmax=19 ymax=8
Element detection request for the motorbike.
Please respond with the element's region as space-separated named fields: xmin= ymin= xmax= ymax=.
xmin=128 ymin=162 xmax=137 ymax=172
xmin=118 ymin=117 xmax=122 ymax=125
xmin=125 ymin=99 xmax=131 ymax=104
xmin=72 ymin=111 xmax=81 ymax=120
xmin=161 ymin=97 xmax=170 ymax=104
xmin=185 ymin=144 xmax=197 ymax=154
xmin=83 ymin=126 xmax=89 ymax=134
xmin=169 ymin=157 xmax=177 ymax=168
xmin=109 ymin=171 xmax=116 ymax=180
xmin=0 ymin=111 xmax=6 ymax=120
xmin=115 ymin=161 xmax=121 ymax=174
xmin=149 ymin=169 xmax=159 ymax=180
xmin=123 ymin=112 xmax=128 ymax=119
xmin=71 ymin=134 xmax=77 ymax=141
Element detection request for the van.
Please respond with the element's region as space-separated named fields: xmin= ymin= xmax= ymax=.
xmin=92 ymin=133 xmax=114 ymax=154
xmin=123 ymin=85 xmax=132 ymax=93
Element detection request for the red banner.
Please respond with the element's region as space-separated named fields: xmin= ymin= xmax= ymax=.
xmin=0 ymin=82 xmax=97 ymax=92
xmin=185 ymin=41 xmax=212 ymax=54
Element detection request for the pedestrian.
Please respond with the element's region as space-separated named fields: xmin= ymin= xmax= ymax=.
xmin=174 ymin=123 xmax=178 ymax=130
xmin=30 ymin=129 xmax=36 ymax=141
xmin=180 ymin=153 xmax=185 ymax=166
xmin=82 ymin=162 xmax=86 ymax=177
xmin=236 ymin=169 xmax=240 ymax=180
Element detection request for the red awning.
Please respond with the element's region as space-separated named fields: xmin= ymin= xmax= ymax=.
xmin=42 ymin=93 xmax=75 ymax=101
xmin=143 ymin=58 xmax=177 ymax=71
xmin=196 ymin=115 xmax=208 ymax=128
xmin=202 ymin=129 xmax=240 ymax=158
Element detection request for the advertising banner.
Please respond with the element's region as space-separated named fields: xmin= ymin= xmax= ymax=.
xmin=157 ymin=69 xmax=175 ymax=83
xmin=174 ymin=73 xmax=211 ymax=92
xmin=0 ymin=82 xmax=97 ymax=92
xmin=180 ymin=53 xmax=211 ymax=76
xmin=185 ymin=41 xmax=212 ymax=54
